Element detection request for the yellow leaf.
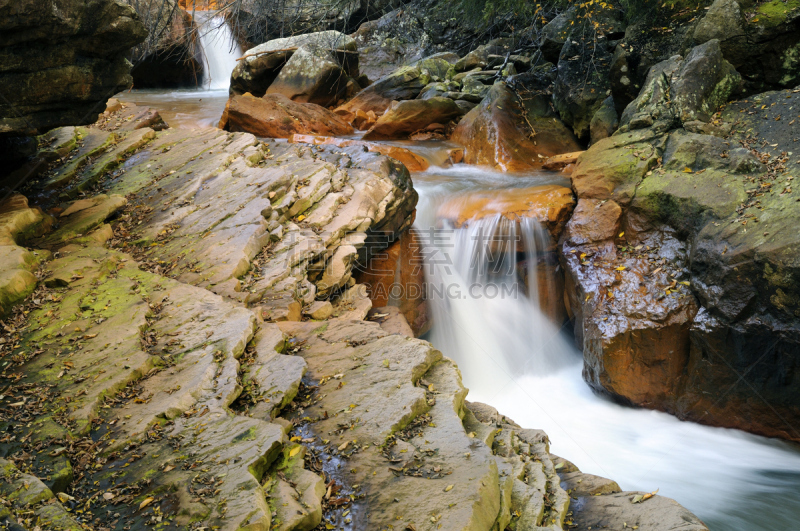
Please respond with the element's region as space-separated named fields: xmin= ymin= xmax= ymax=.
xmin=444 ymin=485 xmax=454 ymax=492
xmin=618 ymin=231 xmax=625 ymax=237
xmin=683 ymin=167 xmax=693 ymax=173
xmin=139 ymin=497 xmax=154 ymax=510
xmin=615 ymin=266 xmax=627 ymax=271
xmin=428 ymin=384 xmax=435 ymax=392
xmin=297 ymin=215 xmax=306 ymax=221
xmin=679 ymin=281 xmax=690 ymax=286
xmin=289 ymin=446 xmax=301 ymax=457
xmin=580 ymin=253 xmax=587 ymax=259
xmin=290 ymin=436 xmax=302 ymax=442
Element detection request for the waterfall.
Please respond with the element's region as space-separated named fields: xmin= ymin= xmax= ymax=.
xmin=424 ymin=214 xmax=576 ymax=395
xmin=196 ymin=13 xmax=242 ymax=91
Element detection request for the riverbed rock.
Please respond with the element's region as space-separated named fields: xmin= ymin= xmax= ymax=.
xmin=0 ymin=0 xmax=147 ymax=136
xmin=563 ymin=57 xmax=800 ymax=441
xmin=451 ymin=83 xmax=581 ymax=171
xmin=289 ymin=134 xmax=430 ymax=171
xmin=335 ymin=64 xmax=434 ymax=115
xmin=354 ymin=228 xmax=430 ymax=336
xmin=436 ymin=184 xmax=576 ymax=247
xmin=220 ymin=93 xmax=354 ymax=137
xmin=230 ymin=31 xmax=357 ymax=98
xmin=362 ymin=97 xmax=462 ymax=140
xmin=0 ymin=194 xmax=49 ymax=315
xmin=693 ymin=0 xmax=800 ymax=94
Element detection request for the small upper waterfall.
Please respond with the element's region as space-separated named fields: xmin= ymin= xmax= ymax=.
xmin=196 ymin=13 xmax=242 ymax=90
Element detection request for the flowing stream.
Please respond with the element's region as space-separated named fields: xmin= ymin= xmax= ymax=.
xmin=412 ymin=161 xmax=800 ymax=531
xmin=113 ymin=28 xmax=800 ymax=530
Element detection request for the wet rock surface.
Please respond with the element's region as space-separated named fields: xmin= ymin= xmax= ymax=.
xmin=451 ymin=77 xmax=580 ymax=171
xmin=562 ymin=31 xmax=800 ymax=440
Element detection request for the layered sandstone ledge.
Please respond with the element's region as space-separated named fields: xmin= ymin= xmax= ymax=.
xmin=0 ymin=102 xmax=706 ymax=530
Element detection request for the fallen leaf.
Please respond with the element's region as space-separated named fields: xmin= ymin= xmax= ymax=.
xmin=139 ymin=497 xmax=154 ymax=510
xmin=444 ymin=485 xmax=454 ymax=492
xmin=615 ymin=266 xmax=627 ymax=271
xmin=163 ymin=465 xmax=175 ymax=472
xmin=289 ymin=446 xmax=302 ymax=457
xmin=103 ymin=492 xmax=115 ymax=501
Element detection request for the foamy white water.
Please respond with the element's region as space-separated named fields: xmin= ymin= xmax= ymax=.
xmin=196 ymin=13 xmax=241 ymax=90
xmin=411 ymin=162 xmax=800 ymax=531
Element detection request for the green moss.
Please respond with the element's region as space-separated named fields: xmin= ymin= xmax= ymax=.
xmin=754 ymin=0 xmax=800 ymax=27
xmin=232 ymin=426 xmax=258 ymax=443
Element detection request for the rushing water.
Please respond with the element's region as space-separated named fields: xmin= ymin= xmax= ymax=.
xmin=412 ymin=163 xmax=800 ymax=531
xmin=110 ymin=29 xmax=800 ymax=523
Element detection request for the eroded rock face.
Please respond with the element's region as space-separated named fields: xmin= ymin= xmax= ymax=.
xmin=0 ymin=0 xmax=147 ymax=136
xmin=219 ymin=93 xmax=354 ymax=138
xmin=354 ymin=228 xmax=430 ymax=336
xmin=563 ymin=45 xmax=800 ymax=440
xmin=693 ymin=0 xmax=800 ymax=94
xmin=451 ymin=83 xmax=581 ymax=171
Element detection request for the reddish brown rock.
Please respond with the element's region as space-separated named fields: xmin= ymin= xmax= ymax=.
xmin=362 ymin=98 xmax=462 ymax=140
xmin=519 ymin=257 xmax=568 ymax=327
xmin=564 ymin=199 xmax=623 ymax=246
xmin=288 ymin=134 xmax=429 ymax=172
xmin=451 ymin=84 xmax=581 ymax=171
xmin=436 ymin=184 xmax=575 ymax=247
xmin=543 ymin=150 xmax=584 ymax=170
xmin=562 ymin=248 xmax=699 ymax=407
xmin=219 ymin=93 xmax=353 ymax=138
xmin=354 ymin=228 xmax=430 ymax=337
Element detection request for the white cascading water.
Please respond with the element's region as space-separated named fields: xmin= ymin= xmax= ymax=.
xmin=425 ymin=214 xmax=573 ymax=387
xmin=196 ymin=12 xmax=242 ymax=91
xmin=412 ymin=162 xmax=800 ymax=531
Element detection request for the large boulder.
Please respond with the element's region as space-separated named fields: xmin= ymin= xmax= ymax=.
xmin=265 ymin=37 xmax=359 ymax=107
xmin=694 ymin=0 xmax=800 ymax=93
xmin=619 ymin=40 xmax=742 ymax=133
xmin=230 ymin=31 xmax=357 ymax=100
xmin=219 ymin=93 xmax=354 ymax=138
xmin=335 ymin=63 xmax=438 ymax=115
xmin=362 ymin=97 xmax=462 ymax=140
xmin=451 ymin=82 xmax=581 ymax=171
xmin=0 ymin=0 xmax=147 ymax=137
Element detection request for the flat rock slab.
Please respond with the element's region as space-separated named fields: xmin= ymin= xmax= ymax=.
xmin=570 ymin=491 xmax=709 ymax=530
xmin=276 ymin=320 xmax=505 ymax=531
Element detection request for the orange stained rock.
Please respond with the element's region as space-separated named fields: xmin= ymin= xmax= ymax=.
xmin=437 ymin=184 xmax=575 ymax=230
